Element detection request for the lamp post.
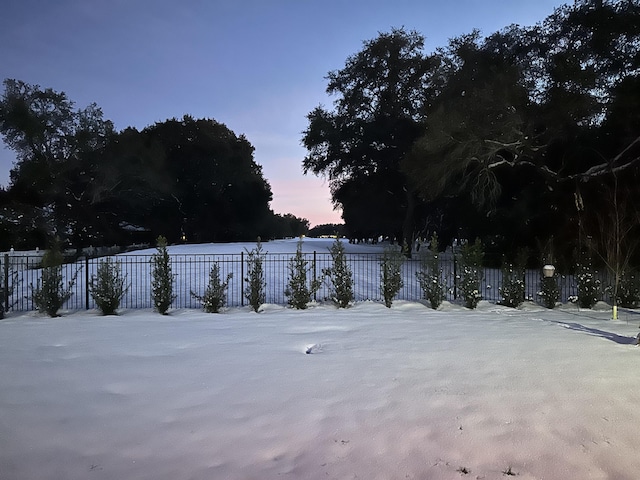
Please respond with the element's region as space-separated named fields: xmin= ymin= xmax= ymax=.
xmin=541 ymin=264 xmax=559 ymax=308
xmin=542 ymin=264 xmax=555 ymax=278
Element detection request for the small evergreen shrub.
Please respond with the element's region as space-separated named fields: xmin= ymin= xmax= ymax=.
xmin=613 ymin=270 xmax=640 ymax=308
xmin=0 ymin=265 xmax=19 ymax=319
xmin=322 ymin=238 xmax=354 ymax=308
xmin=150 ymin=235 xmax=175 ymax=315
xmin=539 ymin=273 xmax=560 ymax=309
xmin=575 ymin=261 xmax=601 ymax=309
xmin=416 ymin=234 xmax=446 ymax=309
xmin=380 ymin=246 xmax=404 ymax=308
xmin=90 ymin=257 xmax=130 ymax=315
xmin=285 ymin=239 xmax=322 ymax=309
xmin=30 ymin=241 xmax=78 ymax=317
xmin=459 ymin=239 xmax=484 ymax=309
xmin=499 ymin=250 xmax=527 ymax=308
xmin=244 ymin=238 xmax=266 ymax=312
xmin=191 ymin=262 xmax=232 ymax=313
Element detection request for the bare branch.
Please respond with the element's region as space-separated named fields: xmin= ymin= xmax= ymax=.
xmin=574 ymin=135 xmax=640 ymax=181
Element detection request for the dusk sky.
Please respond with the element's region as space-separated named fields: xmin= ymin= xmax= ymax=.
xmin=1 ymin=0 xmax=564 ymax=227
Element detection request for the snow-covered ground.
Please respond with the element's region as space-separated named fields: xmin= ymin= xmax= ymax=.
xmin=1 ymin=240 xmax=640 ymax=479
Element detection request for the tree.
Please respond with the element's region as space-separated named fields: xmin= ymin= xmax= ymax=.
xmin=307 ymin=223 xmax=345 ymax=238
xmin=83 ymin=126 xmax=174 ymax=246
xmin=403 ymin=33 xmax=534 ymax=207
xmin=244 ymin=239 xmax=267 ymax=312
xmin=303 ymin=28 xmax=436 ymax=253
xmin=268 ymin=213 xmax=310 ymax=239
xmin=150 ymin=235 xmax=175 ymax=314
xmin=588 ymin=174 xmax=640 ymax=317
xmin=416 ymin=234 xmax=446 ymax=309
xmin=322 ymin=238 xmax=354 ymax=308
xmin=0 ymin=79 xmax=115 ymax=248
xmin=1 ymin=82 xmax=288 ymax=247
xmin=89 ymin=257 xmax=129 ymax=315
xmin=135 ymin=116 xmax=274 ymax=243
xmin=380 ymin=246 xmax=405 ymax=308
xmin=30 ymin=239 xmax=78 ymax=317
xmin=285 ymin=239 xmax=322 ymax=309
xmin=191 ymin=262 xmax=233 ymax=313
xmin=498 ymin=249 xmax=528 ymax=308
xmin=402 ymin=1 xmax=640 ymax=261
xmin=459 ymin=239 xmax=484 ymax=309
xmin=0 ymin=263 xmax=19 ymax=319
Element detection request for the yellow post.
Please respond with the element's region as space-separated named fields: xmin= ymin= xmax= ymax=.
xmin=612 ymin=305 xmax=618 ymax=320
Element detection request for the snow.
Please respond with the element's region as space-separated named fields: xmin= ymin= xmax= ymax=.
xmin=2 ymin=240 xmax=640 ymax=479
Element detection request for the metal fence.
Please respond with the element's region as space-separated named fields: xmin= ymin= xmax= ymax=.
xmin=2 ymin=251 xmax=608 ymax=313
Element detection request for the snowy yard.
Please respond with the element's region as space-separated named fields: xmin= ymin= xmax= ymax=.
xmin=1 ymin=299 xmax=640 ymax=479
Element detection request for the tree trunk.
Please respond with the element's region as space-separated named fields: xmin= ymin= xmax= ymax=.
xmin=402 ymin=189 xmax=416 ymax=258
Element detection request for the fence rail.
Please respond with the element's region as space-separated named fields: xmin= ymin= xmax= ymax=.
xmin=2 ymin=252 xmax=609 ymax=313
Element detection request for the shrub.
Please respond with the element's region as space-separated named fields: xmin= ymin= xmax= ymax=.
xmin=612 ymin=270 xmax=640 ymax=308
xmin=380 ymin=246 xmax=404 ymax=308
xmin=459 ymin=239 xmax=484 ymax=309
xmin=575 ymin=261 xmax=601 ymax=309
xmin=0 ymin=264 xmax=19 ymax=319
xmin=322 ymin=238 xmax=353 ymax=308
xmin=150 ymin=235 xmax=175 ymax=314
xmin=499 ymin=249 xmax=527 ymax=308
xmin=30 ymin=241 xmax=78 ymax=317
xmin=416 ymin=234 xmax=446 ymax=309
xmin=285 ymin=240 xmax=322 ymax=309
xmin=539 ymin=274 xmax=560 ymax=309
xmin=90 ymin=257 xmax=130 ymax=315
xmin=191 ymin=262 xmax=232 ymax=313
xmin=244 ymin=238 xmax=266 ymax=312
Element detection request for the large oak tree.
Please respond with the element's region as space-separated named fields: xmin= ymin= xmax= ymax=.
xmin=0 ymin=82 xmax=304 ymax=249
xmin=302 ymin=28 xmax=437 ymax=252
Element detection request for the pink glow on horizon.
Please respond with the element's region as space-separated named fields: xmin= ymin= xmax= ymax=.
xmin=269 ymin=176 xmax=342 ymax=227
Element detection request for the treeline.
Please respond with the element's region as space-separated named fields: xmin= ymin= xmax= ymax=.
xmin=0 ymin=84 xmax=309 ymax=250
xmin=303 ymin=0 xmax=640 ymax=267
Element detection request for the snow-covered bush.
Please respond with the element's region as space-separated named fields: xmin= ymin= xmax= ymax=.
xmin=244 ymin=238 xmax=266 ymax=312
xmin=191 ymin=262 xmax=232 ymax=313
xmin=499 ymin=250 xmax=527 ymax=308
xmin=539 ymin=274 xmax=560 ymax=309
xmin=459 ymin=239 xmax=484 ymax=309
xmin=416 ymin=234 xmax=446 ymax=309
xmin=322 ymin=238 xmax=354 ymax=308
xmin=285 ymin=240 xmax=322 ymax=309
xmin=30 ymin=242 xmax=78 ymax=317
xmin=150 ymin=235 xmax=175 ymax=315
xmin=380 ymin=246 xmax=404 ymax=308
xmin=90 ymin=257 xmax=129 ymax=315
xmin=575 ymin=261 xmax=601 ymax=309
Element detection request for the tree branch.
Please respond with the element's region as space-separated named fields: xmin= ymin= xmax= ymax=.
xmin=574 ymin=135 xmax=640 ymax=181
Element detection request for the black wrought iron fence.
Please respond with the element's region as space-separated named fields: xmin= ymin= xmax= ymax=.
xmin=1 ymin=251 xmax=609 ymax=313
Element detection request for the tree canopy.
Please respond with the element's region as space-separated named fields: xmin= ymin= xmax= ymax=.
xmin=0 ymin=81 xmax=308 ymax=249
xmin=303 ymin=0 xmax=640 ymax=264
xmin=302 ymin=28 xmax=435 ymax=251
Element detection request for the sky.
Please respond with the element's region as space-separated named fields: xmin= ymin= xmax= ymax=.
xmin=0 ymin=0 xmax=565 ymax=227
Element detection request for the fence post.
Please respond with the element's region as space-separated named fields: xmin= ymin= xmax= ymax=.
xmin=313 ymin=251 xmax=317 ymax=301
xmin=453 ymin=254 xmax=458 ymax=300
xmin=240 ymin=251 xmax=244 ymax=307
xmin=3 ymin=253 xmax=8 ymax=313
xmin=85 ymin=257 xmax=90 ymax=310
